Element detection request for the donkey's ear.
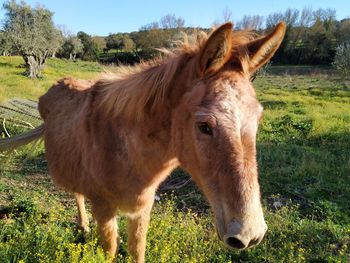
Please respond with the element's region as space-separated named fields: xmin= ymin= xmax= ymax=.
xmin=247 ymin=22 xmax=286 ymax=73
xmin=199 ymin=23 xmax=233 ymax=76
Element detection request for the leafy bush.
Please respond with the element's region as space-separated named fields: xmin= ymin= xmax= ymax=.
xmin=333 ymin=42 xmax=350 ymax=79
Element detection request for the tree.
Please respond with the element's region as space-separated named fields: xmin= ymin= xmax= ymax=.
xmin=136 ymin=14 xmax=186 ymax=51
xmin=105 ymin=33 xmax=135 ymax=51
xmin=122 ymin=36 xmax=135 ymax=50
xmin=266 ymin=12 xmax=285 ymax=28
xmin=133 ymin=28 xmax=170 ymax=50
xmin=284 ymin=8 xmax=300 ymax=28
xmin=236 ymin=15 xmax=264 ymax=31
xmin=160 ymin=14 xmax=185 ymax=29
xmin=212 ymin=8 xmax=233 ymax=27
xmin=105 ymin=33 xmax=124 ymax=50
xmin=333 ymin=42 xmax=350 ymax=79
xmin=266 ymin=9 xmax=300 ymax=63
xmin=92 ymin=36 xmax=106 ymax=52
xmin=335 ymin=19 xmax=350 ymax=44
xmin=222 ymin=7 xmax=233 ymax=24
xmin=77 ymin=31 xmax=99 ymax=61
xmin=50 ymin=29 xmax=64 ymax=58
xmin=60 ymin=36 xmax=83 ymax=60
xmin=298 ymin=7 xmax=313 ymax=27
xmin=2 ymin=0 xmax=63 ymax=78
xmin=0 ymin=30 xmax=12 ymax=56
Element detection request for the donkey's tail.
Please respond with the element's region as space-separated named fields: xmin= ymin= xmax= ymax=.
xmin=0 ymin=124 xmax=44 ymax=152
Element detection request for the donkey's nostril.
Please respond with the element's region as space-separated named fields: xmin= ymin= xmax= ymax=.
xmin=225 ymin=237 xmax=246 ymax=249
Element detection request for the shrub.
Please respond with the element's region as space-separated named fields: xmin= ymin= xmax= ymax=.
xmin=333 ymin=42 xmax=350 ymax=79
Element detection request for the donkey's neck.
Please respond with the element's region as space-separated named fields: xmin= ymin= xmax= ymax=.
xmin=95 ymin=52 xmax=192 ymax=123
xmin=121 ymin=114 xmax=180 ymax=189
xmin=89 ymin=53 xmax=197 ymax=188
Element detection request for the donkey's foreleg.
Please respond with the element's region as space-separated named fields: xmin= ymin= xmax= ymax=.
xmin=91 ymin=200 xmax=119 ymax=257
xmin=74 ymin=193 xmax=90 ymax=233
xmin=127 ymin=200 xmax=154 ymax=263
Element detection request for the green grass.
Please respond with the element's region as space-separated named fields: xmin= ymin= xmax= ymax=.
xmin=0 ymin=57 xmax=349 ymax=262
xmin=0 ymin=56 xmax=104 ymax=103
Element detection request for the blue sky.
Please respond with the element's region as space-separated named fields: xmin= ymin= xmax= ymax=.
xmin=0 ymin=0 xmax=349 ymax=36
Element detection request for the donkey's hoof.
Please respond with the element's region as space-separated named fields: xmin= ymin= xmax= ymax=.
xmin=77 ymin=224 xmax=90 ymax=234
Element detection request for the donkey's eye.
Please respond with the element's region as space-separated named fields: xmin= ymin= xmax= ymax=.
xmin=197 ymin=122 xmax=213 ymax=136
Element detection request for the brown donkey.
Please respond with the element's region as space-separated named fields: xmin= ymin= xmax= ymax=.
xmin=0 ymin=22 xmax=286 ymax=262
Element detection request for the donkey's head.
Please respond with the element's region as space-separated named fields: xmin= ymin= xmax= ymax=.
xmin=172 ymin=22 xmax=286 ymax=249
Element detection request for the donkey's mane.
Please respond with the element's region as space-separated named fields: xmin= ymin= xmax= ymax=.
xmin=95 ymin=29 xmax=255 ymax=121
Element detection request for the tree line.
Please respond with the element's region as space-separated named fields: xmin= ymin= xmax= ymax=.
xmin=0 ymin=0 xmax=349 ymax=78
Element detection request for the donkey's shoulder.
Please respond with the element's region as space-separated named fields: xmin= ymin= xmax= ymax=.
xmin=38 ymin=77 xmax=95 ymax=120
xmin=59 ymin=77 xmax=95 ymax=91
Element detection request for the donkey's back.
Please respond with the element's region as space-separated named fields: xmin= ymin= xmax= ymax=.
xmin=38 ymin=78 xmax=97 ymax=193
xmin=39 ymin=77 xmax=93 ymax=121
xmin=38 ymin=77 xmax=141 ymax=205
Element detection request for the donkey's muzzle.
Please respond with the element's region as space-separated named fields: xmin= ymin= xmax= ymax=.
xmin=222 ymin=220 xmax=267 ymax=250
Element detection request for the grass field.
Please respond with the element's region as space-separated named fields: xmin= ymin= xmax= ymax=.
xmin=0 ymin=56 xmax=104 ymax=103
xmin=0 ymin=56 xmax=349 ymax=262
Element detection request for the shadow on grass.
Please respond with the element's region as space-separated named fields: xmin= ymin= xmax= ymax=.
xmin=259 ymin=131 xmax=349 ymax=223
xmin=261 ymin=100 xmax=288 ymax=110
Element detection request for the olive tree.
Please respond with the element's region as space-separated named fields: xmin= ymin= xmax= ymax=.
xmin=0 ymin=30 xmax=12 ymax=56
xmin=60 ymin=36 xmax=83 ymax=60
xmin=3 ymin=0 xmax=63 ymax=78
xmin=77 ymin=31 xmax=99 ymax=61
